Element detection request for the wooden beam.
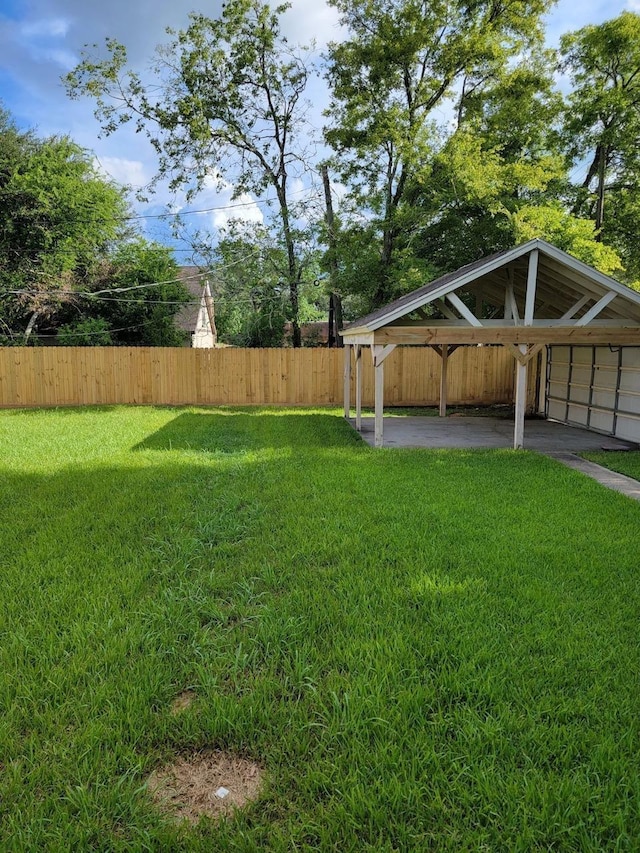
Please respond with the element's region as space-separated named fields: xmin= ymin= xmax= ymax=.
xmin=371 ymin=344 xmax=396 ymax=366
xmin=446 ymin=292 xmax=484 ymax=327
xmin=439 ymin=345 xmax=449 ymax=417
xmin=524 ymin=248 xmax=539 ymax=326
xmin=343 ymin=343 xmax=351 ymax=419
xmin=514 ymin=345 xmax=528 ymax=450
xmin=505 ymin=267 xmax=520 ymax=324
xmin=379 ymin=318 xmax=637 ymax=329
xmin=575 ymin=291 xmax=617 ymax=326
xmin=373 ymin=326 xmax=640 ymax=346
xmin=340 ymin=332 xmax=374 ymax=346
xmin=506 ymin=342 xmax=545 ymax=366
xmin=438 ymin=299 xmax=459 ymax=321
xmin=559 ymin=294 xmax=591 ymax=322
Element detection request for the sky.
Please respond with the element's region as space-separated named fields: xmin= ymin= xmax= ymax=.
xmin=0 ymin=0 xmax=638 ymax=260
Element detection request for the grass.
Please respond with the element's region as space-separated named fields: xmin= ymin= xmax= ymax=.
xmin=582 ymin=450 xmax=640 ymax=482
xmin=1 ymin=406 xmax=639 ymax=851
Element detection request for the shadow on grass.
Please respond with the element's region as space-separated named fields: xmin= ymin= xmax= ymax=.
xmin=134 ymin=412 xmax=363 ymax=453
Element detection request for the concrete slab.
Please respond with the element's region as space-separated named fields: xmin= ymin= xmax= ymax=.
xmin=350 ymin=416 xmax=637 ymax=453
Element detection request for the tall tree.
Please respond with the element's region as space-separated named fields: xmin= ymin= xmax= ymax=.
xmin=0 ymin=106 xmax=129 ymax=339
xmin=324 ymin=0 xmax=553 ymax=308
xmin=66 ymin=0 xmax=314 ymax=346
xmin=560 ymin=11 xmax=640 ymax=281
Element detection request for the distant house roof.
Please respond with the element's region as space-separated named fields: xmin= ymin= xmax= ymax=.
xmin=175 ymin=267 xmax=208 ymax=333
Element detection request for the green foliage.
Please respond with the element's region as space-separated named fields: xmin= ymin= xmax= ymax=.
xmin=560 ymin=11 xmax=640 ymax=282
xmin=512 ymin=204 xmax=623 ymax=275
xmin=0 ymin=104 xmax=191 ymax=345
xmin=0 ymin=106 xmax=129 ymax=337
xmin=90 ymin=240 xmax=189 ymax=346
xmin=57 ymin=317 xmax=113 ymax=346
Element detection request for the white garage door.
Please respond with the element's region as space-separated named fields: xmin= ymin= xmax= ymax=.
xmin=546 ymin=345 xmax=640 ymax=443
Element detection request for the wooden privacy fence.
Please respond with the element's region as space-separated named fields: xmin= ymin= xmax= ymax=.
xmin=0 ymin=345 xmax=523 ymax=409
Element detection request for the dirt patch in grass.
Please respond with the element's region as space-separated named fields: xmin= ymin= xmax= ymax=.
xmin=170 ymin=690 xmax=197 ymax=715
xmin=147 ymin=750 xmax=264 ymax=824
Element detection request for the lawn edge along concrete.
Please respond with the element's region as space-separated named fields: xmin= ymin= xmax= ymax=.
xmin=545 ymin=452 xmax=640 ymax=502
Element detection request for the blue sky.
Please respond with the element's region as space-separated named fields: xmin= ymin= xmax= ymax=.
xmin=0 ymin=0 xmax=637 ymax=258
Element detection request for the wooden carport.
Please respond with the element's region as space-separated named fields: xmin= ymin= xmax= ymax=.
xmin=341 ymin=239 xmax=640 ymax=448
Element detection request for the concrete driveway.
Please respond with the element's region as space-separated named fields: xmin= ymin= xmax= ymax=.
xmin=351 ymin=416 xmax=636 ymax=452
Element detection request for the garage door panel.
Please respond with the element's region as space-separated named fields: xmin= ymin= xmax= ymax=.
xmin=595 ymin=348 xmax=619 ymax=367
xmin=622 ymin=348 xmax=640 ymax=369
xmin=547 ymin=400 xmax=567 ymax=421
xmin=589 ymin=410 xmax=615 ymax=433
xmin=547 ymin=380 xmax=568 ymax=399
xmin=617 ymin=391 xmax=640 ymax=412
xmin=615 ymin=414 xmax=640 ymax=443
xmin=591 ymin=388 xmax=616 ymax=409
xmin=570 ymin=366 xmax=592 ymax=386
xmin=619 ymin=370 xmax=640 ymax=393
xmin=567 ymin=403 xmax=589 ymax=426
xmin=549 ymin=362 xmax=570 ymax=383
xmin=569 ymin=385 xmax=590 ymax=404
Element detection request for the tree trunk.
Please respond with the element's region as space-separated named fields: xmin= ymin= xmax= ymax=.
xmin=595 ymin=143 xmax=607 ymax=236
xmin=277 ymin=183 xmax=301 ymax=347
xmin=322 ymin=166 xmax=344 ymax=347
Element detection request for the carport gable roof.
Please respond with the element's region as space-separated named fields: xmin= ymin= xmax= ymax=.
xmin=342 ymin=238 xmax=640 ymax=336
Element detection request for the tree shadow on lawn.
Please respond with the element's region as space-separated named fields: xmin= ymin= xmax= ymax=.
xmin=134 ymin=411 xmax=363 ymax=453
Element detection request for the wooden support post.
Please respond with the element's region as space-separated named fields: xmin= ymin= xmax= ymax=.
xmin=439 ymin=345 xmax=449 ymax=417
xmin=343 ymin=343 xmax=351 ymax=419
xmin=514 ymin=344 xmax=528 ymax=449
xmin=355 ymin=345 xmax=362 ymax=431
xmin=375 ymin=359 xmax=384 ymax=447
xmin=537 ymin=345 xmax=548 ymax=415
xmin=371 ymin=344 xmax=395 ymax=447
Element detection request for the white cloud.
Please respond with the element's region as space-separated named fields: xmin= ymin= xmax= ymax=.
xmin=42 ymin=47 xmax=77 ymax=69
xmin=95 ymin=156 xmax=149 ymax=189
xmin=21 ymin=17 xmax=70 ymax=38
xmin=210 ymin=192 xmax=264 ymax=230
xmin=285 ymin=0 xmax=343 ymax=47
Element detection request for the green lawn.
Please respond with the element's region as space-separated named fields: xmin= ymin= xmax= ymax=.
xmin=583 ymin=450 xmax=640 ymax=482
xmin=1 ymin=406 xmax=639 ymax=851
